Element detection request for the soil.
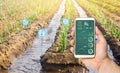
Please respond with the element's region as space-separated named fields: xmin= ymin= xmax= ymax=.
xmin=106 ymin=36 xmax=120 ymax=65
xmin=40 ymin=47 xmax=87 ymax=73
xmin=40 ymin=31 xmax=88 ymax=72
xmin=0 ymin=0 xmax=62 ymax=69
xmin=0 ymin=21 xmax=43 ymax=69
xmin=40 ymin=1 xmax=87 ymax=72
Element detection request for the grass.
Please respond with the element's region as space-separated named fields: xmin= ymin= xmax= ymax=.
xmin=0 ymin=0 xmax=60 ymax=43
xmin=76 ymin=0 xmax=120 ymax=40
xmin=0 ymin=35 xmax=3 ymax=43
xmin=88 ymin=0 xmax=120 ymax=16
xmin=98 ymin=0 xmax=120 ymax=7
xmin=87 ymin=0 xmax=120 ymax=29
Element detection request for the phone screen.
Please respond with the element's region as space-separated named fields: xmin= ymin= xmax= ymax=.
xmin=75 ymin=19 xmax=95 ymax=56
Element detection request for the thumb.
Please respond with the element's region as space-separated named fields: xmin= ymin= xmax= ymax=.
xmin=95 ymin=27 xmax=105 ymax=42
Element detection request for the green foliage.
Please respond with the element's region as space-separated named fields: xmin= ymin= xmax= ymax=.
xmin=12 ymin=22 xmax=20 ymax=32
xmin=28 ymin=14 xmax=37 ymax=24
xmin=58 ymin=0 xmax=74 ymax=52
xmin=58 ymin=25 xmax=69 ymax=52
xmin=0 ymin=14 xmax=2 ymax=20
xmin=0 ymin=35 xmax=3 ymax=43
xmin=8 ymin=10 xmax=15 ymax=17
xmin=5 ymin=22 xmax=10 ymax=36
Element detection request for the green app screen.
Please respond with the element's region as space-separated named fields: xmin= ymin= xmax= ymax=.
xmin=75 ymin=20 xmax=94 ymax=55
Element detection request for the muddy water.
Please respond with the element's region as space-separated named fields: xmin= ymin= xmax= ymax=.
xmin=0 ymin=0 xmax=66 ymax=73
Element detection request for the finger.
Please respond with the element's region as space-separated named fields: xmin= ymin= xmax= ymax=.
xmin=71 ymin=27 xmax=75 ymax=37
xmin=70 ymin=47 xmax=74 ymax=53
xmin=72 ymin=26 xmax=75 ymax=31
xmin=70 ymin=39 xmax=75 ymax=46
xmin=95 ymin=27 xmax=106 ymax=42
xmin=71 ymin=30 xmax=75 ymax=37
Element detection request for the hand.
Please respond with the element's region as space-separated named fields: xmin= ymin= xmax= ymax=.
xmin=70 ymin=26 xmax=109 ymax=70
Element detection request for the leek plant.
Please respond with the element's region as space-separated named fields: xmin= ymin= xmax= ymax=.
xmin=58 ymin=25 xmax=69 ymax=52
xmin=58 ymin=0 xmax=74 ymax=52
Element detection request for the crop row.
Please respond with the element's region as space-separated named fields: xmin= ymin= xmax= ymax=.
xmin=76 ymin=0 xmax=120 ymax=40
xmin=87 ymin=0 xmax=120 ymax=30
xmin=56 ymin=0 xmax=79 ymax=52
xmin=0 ymin=0 xmax=61 ymax=43
xmin=88 ymin=0 xmax=120 ymax=16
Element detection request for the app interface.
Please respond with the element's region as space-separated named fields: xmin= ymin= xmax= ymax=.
xmin=75 ymin=20 xmax=94 ymax=55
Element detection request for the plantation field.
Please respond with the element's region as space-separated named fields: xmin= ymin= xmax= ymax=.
xmin=76 ymin=0 xmax=120 ymax=40
xmin=0 ymin=0 xmax=61 ymax=43
xmin=0 ymin=0 xmax=120 ymax=72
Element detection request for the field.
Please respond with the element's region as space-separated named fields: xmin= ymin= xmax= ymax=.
xmin=0 ymin=0 xmax=120 ymax=73
xmin=0 ymin=0 xmax=61 ymax=43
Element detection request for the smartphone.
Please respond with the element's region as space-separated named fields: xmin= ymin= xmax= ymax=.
xmin=75 ymin=18 xmax=95 ymax=58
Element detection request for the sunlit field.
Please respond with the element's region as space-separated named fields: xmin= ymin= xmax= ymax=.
xmin=0 ymin=0 xmax=60 ymax=43
xmin=0 ymin=0 xmax=120 ymax=73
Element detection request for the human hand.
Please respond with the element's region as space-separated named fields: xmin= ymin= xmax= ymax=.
xmin=70 ymin=26 xmax=109 ymax=70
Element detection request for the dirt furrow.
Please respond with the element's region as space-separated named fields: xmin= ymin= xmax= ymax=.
xmin=6 ymin=0 xmax=66 ymax=73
